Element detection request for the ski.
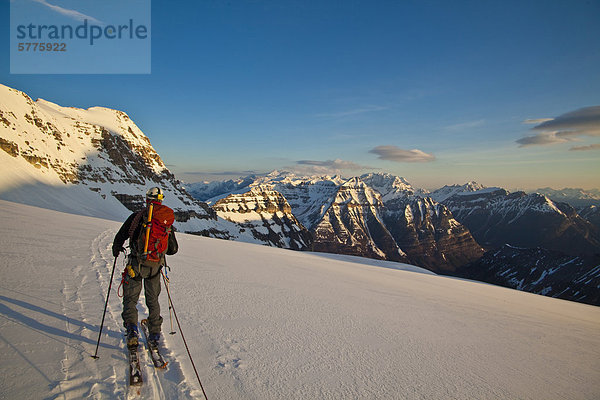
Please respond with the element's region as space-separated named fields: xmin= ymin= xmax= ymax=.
xmin=128 ymin=343 xmax=143 ymax=387
xmin=140 ymin=319 xmax=168 ymax=369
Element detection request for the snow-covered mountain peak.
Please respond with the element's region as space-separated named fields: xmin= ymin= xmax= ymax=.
xmin=34 ymin=97 xmax=65 ymax=111
xmin=341 ymin=176 xmax=367 ymax=187
xmin=0 ymin=83 xmax=259 ymax=241
xmin=360 ymin=172 xmax=410 ymax=190
xmin=430 ymin=181 xmax=499 ymax=202
xmin=527 ymin=192 xmax=569 ymax=216
xmin=334 ymin=176 xmax=383 ymax=206
xmin=359 ymin=172 xmax=428 ymax=201
xmin=464 ymin=181 xmax=486 ymax=191
xmin=360 ymin=172 xmax=410 ymax=185
xmin=1 ymin=84 xmax=171 ymax=185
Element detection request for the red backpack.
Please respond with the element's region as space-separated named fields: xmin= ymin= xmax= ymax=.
xmin=133 ymin=202 xmax=175 ymax=267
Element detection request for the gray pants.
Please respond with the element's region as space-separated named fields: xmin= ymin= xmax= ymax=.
xmin=121 ymin=258 xmax=163 ymax=334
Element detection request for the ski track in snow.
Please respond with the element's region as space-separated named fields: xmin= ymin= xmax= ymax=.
xmin=89 ymin=229 xmax=198 ymax=400
xmin=0 ymin=200 xmax=197 ymax=399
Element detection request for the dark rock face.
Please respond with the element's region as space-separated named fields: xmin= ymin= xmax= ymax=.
xmin=311 ymin=178 xmax=408 ymax=262
xmin=0 ymin=137 xmax=19 ymax=157
xmin=174 ymin=209 xmax=216 ymax=222
xmin=439 ymin=189 xmax=600 ymax=256
xmin=381 ymin=197 xmax=484 ymax=272
xmin=580 ymin=205 xmax=600 ymax=233
xmin=111 ymin=193 xmax=145 ymax=212
xmin=186 ymin=228 xmax=233 ymax=240
xmin=455 ymin=245 xmax=600 ymax=306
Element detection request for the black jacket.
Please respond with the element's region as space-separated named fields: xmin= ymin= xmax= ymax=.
xmin=113 ymin=210 xmax=178 ymax=257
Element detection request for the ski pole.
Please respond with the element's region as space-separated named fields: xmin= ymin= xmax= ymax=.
xmin=168 ymin=301 xmax=175 ymax=335
xmin=161 ymin=269 xmax=209 ymax=400
xmin=92 ymin=255 xmax=119 ymax=359
xmin=163 ymin=269 xmax=176 ymax=335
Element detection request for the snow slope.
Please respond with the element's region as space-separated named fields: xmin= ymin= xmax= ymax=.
xmin=1 ymin=199 xmax=599 ymax=399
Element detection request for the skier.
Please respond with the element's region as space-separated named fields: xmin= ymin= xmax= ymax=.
xmin=112 ymin=187 xmax=178 ymax=348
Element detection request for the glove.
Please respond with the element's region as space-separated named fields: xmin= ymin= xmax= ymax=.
xmin=112 ymin=246 xmax=125 ymax=258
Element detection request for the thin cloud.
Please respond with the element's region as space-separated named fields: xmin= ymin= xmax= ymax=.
xmin=445 ymin=119 xmax=485 ymax=131
xmin=516 ymin=131 xmax=574 ymax=147
xmin=570 ymin=144 xmax=600 ymax=151
xmin=288 ymin=159 xmax=374 ymax=175
xmin=296 ymin=159 xmax=370 ymax=170
xmin=315 ymin=105 xmax=388 ymax=118
xmin=369 ymin=145 xmax=435 ymax=163
xmin=32 ymin=0 xmax=103 ymax=24
xmin=517 ymin=106 xmax=600 ymax=148
xmin=524 ymin=118 xmax=553 ymax=125
xmin=185 ymin=170 xmax=259 ymax=176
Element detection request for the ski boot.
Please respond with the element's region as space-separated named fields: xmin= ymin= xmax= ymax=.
xmin=126 ymin=323 xmax=139 ymax=348
xmin=148 ymin=332 xmax=160 ymax=347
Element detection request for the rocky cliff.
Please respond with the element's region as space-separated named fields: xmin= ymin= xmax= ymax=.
xmin=213 ymin=188 xmax=312 ymax=250
xmin=310 ymin=177 xmax=409 ymax=262
xmin=193 ymin=172 xmax=484 ymax=273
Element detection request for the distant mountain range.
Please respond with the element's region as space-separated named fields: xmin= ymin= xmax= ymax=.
xmin=430 ymin=183 xmax=600 ymax=256
xmin=190 ymin=176 xmax=600 ymax=253
xmin=533 ymin=187 xmax=600 ymax=208
xmin=1 ymin=83 xmax=598 ymax=305
xmin=188 ymin=174 xmax=600 ymax=305
xmin=189 ymin=172 xmax=485 ymax=273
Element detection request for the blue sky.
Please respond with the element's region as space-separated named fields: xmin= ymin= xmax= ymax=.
xmin=2 ymin=0 xmax=599 ymax=190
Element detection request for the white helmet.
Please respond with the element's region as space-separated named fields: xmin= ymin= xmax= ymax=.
xmin=146 ymin=187 xmax=164 ymax=202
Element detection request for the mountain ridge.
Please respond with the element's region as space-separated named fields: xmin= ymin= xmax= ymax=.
xmin=191 ymin=171 xmax=600 ymax=275
xmin=0 ymin=83 xmax=294 ymax=247
xmin=191 ymin=171 xmax=485 ymax=272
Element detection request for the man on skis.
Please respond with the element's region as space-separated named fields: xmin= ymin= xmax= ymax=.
xmin=112 ymin=187 xmax=178 ymax=348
